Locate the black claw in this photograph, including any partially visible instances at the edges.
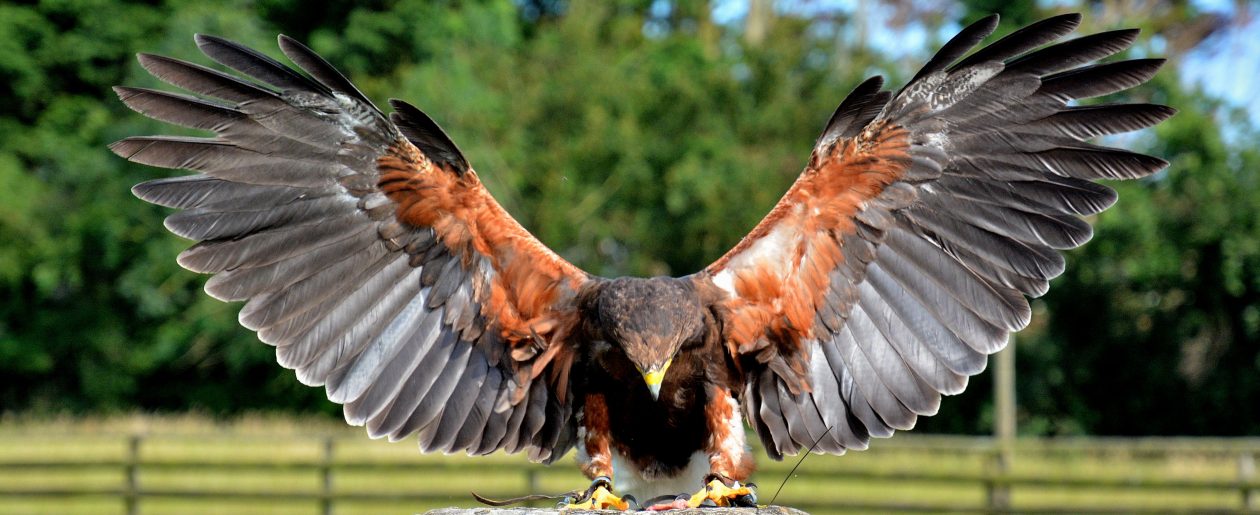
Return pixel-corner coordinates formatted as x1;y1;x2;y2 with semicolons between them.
577;475;612;502
703;473;731;485
623;494;639;511
699;498;719;508
562;476;614;507
734;493;758;507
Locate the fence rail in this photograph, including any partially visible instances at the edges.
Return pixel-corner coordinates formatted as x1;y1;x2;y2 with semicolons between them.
1;433;1257;514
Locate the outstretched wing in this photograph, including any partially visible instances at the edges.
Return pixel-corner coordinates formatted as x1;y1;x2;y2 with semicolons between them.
112;35;592;461
698;13;1172;458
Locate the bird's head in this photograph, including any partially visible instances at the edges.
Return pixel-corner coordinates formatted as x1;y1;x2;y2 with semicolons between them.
592;277;706;400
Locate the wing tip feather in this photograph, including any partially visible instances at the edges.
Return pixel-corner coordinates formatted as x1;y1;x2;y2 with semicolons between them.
968;13;1000;34
108;138;143;160
387;99;471;175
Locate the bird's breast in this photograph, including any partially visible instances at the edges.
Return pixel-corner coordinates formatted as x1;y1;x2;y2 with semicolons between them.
612;450;710;500
583;354;711;476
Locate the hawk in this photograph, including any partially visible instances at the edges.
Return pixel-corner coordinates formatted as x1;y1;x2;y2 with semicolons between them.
112;13;1171;510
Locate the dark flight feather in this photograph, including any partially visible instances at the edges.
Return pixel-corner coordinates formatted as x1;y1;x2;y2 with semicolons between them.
951;13;1081;70
114;86;244;131
1040;58;1166;100
906;14;999;85
817;76;888;146
194;34;329;94
178;215;360;273
132;175;247;209
136;53;276;103
388;99;470;175
277;35;377;109
1033;103;1175;139
1007;29;1139;75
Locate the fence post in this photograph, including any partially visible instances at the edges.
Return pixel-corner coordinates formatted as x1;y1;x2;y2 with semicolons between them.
1241;452;1256;511
125;434;140;515
322;436;335;515
525;468;539;507
986;445;1011;513
988;336;1015;512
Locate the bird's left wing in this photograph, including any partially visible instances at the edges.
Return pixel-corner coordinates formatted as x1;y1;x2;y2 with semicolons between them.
112;35;592;461
696;14;1172;458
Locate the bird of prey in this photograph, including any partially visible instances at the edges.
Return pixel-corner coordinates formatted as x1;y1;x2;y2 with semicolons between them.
112;12;1171;510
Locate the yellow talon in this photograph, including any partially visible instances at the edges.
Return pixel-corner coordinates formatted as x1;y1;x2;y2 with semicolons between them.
592;485;631;510
563;484;630;511
687;478;756;508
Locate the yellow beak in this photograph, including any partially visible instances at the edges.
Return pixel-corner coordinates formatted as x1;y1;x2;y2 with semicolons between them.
642;359;671;401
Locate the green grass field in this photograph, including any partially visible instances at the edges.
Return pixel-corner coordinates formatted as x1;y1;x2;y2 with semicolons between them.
0;414;1256;514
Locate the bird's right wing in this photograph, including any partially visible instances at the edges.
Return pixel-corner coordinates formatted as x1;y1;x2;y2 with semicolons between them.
112;35;592;461
699;14;1172;457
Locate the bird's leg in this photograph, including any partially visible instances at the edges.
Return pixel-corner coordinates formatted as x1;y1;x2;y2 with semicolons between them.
688;387;757;508
563;394;631;511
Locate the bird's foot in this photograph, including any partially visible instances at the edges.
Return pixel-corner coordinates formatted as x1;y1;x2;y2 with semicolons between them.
686;475;757;508
560;476;632;511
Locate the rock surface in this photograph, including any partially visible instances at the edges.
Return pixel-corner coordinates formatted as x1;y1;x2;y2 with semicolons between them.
425;507;808;515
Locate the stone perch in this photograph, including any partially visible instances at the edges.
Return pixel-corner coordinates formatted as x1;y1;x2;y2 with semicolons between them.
425;507;809;515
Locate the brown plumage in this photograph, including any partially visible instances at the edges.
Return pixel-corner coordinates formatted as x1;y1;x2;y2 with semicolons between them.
113;13;1173;505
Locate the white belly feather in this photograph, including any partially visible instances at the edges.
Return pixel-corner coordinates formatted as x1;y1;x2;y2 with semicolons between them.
612;451;709;500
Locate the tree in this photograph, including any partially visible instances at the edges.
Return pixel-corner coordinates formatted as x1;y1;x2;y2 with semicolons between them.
1;1;1255;436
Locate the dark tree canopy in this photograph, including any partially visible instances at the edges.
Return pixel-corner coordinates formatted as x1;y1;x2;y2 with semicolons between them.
0;0;1256;436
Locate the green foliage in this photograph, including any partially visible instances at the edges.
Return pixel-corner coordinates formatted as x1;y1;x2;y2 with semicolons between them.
0;0;330;414
1022;72;1260;435
0;1;1256;436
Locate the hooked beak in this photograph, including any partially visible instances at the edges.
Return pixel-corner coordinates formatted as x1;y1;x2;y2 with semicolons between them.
641;359;671;401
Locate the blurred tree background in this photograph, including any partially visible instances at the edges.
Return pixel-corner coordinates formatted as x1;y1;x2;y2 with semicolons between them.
0;0;1256;437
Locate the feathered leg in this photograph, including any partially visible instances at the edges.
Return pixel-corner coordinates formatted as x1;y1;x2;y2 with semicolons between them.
566;393;631;510
687;387;757;508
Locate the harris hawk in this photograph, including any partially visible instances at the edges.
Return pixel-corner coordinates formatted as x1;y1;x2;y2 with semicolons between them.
112;13;1172;510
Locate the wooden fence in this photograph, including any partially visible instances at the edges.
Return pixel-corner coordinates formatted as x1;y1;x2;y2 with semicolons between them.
0;433;1257;514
